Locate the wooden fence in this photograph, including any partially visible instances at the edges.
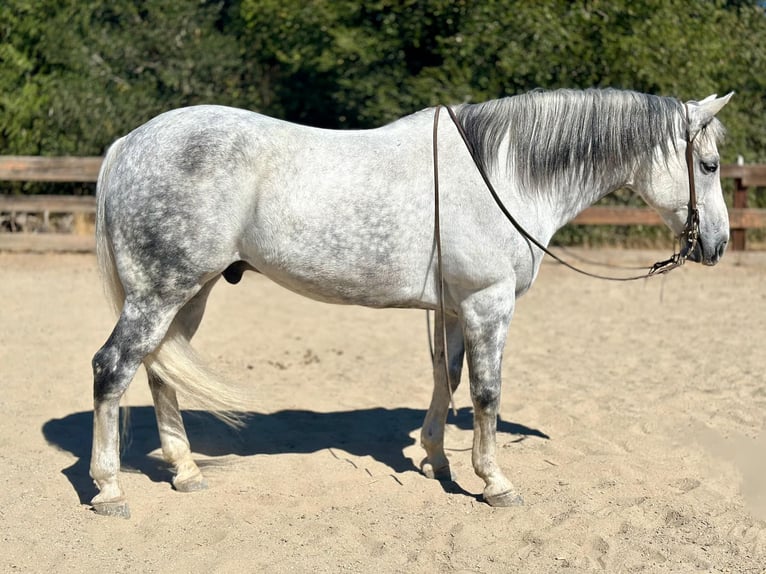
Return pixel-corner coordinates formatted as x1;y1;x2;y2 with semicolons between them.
1;155;765;253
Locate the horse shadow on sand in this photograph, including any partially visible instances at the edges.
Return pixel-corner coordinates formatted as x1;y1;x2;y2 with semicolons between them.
42;406;549;505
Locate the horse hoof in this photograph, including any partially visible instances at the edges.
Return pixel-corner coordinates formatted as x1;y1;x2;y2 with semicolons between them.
484;489;524;507
420;459;454;481
92;500;131;518
173;477;208;492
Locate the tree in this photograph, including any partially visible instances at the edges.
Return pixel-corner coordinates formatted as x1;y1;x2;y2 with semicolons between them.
1;0;765;177
0;0;251;156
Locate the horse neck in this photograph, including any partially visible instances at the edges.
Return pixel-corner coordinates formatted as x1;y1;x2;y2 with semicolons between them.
531;166;635;233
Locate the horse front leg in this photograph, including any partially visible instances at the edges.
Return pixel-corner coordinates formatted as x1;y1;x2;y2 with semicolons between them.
462;287;523;507
421;313;465;480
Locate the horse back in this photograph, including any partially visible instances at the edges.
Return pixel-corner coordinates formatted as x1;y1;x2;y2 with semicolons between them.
100;106;439;307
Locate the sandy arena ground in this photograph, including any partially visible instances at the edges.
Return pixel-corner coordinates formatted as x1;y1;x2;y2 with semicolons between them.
1;249;765;573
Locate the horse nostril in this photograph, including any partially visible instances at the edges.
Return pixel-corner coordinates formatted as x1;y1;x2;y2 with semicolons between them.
717;240;728;260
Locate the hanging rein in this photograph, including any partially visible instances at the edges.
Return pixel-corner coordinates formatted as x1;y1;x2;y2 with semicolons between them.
430;103;700;411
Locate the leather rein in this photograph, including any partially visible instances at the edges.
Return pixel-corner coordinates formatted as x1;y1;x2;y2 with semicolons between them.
430;103;699;410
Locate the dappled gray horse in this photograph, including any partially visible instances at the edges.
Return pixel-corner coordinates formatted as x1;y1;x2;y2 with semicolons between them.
91;88;732;517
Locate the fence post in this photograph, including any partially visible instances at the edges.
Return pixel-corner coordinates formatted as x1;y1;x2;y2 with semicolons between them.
732;176;748;251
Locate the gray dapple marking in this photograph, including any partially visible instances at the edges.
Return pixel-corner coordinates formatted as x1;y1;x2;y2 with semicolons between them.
91;88;732;517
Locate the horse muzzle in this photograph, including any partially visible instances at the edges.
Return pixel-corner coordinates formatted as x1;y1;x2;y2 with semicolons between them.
686;237;727;266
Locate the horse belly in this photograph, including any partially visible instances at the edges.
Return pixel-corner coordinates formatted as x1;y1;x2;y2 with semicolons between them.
239;124;434;307
253;251;429;308
241;222;431;309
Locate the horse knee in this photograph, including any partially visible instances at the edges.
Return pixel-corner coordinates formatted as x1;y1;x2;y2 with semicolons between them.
471;382;501;412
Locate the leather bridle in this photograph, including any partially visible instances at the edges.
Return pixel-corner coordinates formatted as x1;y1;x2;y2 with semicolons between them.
679;103;701;261
430;102;700;408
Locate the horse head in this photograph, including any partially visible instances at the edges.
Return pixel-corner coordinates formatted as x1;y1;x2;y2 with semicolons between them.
634;93;733;265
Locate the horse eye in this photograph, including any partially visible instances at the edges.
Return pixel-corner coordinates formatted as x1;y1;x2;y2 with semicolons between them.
700;160;718;174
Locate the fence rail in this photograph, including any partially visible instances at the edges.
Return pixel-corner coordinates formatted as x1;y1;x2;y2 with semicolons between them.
1;155;765;252
0;155;102;182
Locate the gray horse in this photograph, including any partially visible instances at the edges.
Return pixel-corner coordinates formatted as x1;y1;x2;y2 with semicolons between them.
90;88;732;517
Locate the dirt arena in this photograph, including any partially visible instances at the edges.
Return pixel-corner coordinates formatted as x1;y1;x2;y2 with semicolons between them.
1;249;765;573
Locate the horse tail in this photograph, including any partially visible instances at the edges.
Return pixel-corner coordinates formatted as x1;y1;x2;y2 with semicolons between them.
144;333;247;427
95;138;247;428
95;137;126;316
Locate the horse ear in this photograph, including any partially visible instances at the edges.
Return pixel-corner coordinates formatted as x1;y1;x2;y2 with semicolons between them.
686;92;734;135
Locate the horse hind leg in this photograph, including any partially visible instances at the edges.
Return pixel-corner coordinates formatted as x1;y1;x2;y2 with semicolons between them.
90;290;198;518
147;278;219;493
420;313;464;481
148;373;207;492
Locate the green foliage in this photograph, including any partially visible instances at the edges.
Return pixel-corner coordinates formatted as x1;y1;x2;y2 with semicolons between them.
1;0;249;155
1;0;766;207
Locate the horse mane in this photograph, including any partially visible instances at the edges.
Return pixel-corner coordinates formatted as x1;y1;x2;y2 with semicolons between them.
454;88;725;191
